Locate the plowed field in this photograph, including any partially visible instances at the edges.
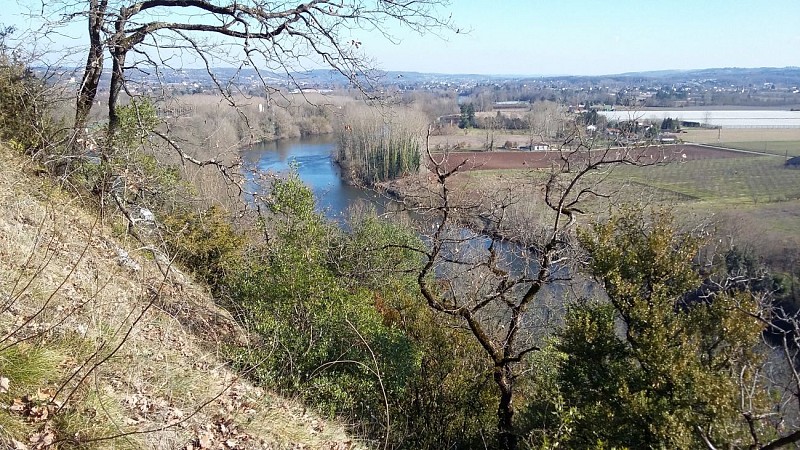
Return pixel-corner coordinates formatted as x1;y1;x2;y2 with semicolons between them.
427;144;751;172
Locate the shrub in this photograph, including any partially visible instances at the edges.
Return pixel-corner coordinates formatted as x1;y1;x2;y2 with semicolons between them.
114;98;159;150
162;205;244;288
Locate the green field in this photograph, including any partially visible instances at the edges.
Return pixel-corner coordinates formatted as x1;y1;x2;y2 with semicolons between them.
608;154;800;252
441;152;800;255
609;156;800;205
718;141;800;157
456;155;800;208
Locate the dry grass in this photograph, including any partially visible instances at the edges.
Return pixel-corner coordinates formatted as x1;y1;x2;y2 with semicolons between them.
0;144;358;449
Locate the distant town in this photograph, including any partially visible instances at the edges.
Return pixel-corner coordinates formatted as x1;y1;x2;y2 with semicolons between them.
54;66;800;110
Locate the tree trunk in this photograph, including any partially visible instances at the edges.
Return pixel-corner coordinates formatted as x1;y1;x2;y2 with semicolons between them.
495;366;517;450
107;48;127;142
73;0;108;143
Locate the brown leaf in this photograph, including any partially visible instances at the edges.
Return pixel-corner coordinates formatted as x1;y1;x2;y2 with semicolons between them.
198;432;213;449
29;405;49;422
28;430;54;446
124;416;141;426
10;398;25;412
34;388;54;402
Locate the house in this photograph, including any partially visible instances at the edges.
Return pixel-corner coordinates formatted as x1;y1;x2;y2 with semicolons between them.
659;134;677;144
535;143;550;151
521;142;550;151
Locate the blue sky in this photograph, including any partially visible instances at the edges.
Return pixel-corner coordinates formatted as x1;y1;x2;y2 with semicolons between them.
5;0;800;76
361;0;800;75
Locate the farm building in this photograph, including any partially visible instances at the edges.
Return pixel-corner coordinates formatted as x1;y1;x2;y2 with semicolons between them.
520;142;550;151
786;156;800;168
659;134;677;144
493;101;529;109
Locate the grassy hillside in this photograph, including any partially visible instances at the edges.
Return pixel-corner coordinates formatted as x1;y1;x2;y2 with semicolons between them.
0;143;356;449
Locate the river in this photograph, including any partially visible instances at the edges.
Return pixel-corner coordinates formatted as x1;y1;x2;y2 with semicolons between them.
242;134;571;272
241;135;385;219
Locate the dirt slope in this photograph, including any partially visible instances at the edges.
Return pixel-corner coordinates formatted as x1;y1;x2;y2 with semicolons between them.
0;144;356;449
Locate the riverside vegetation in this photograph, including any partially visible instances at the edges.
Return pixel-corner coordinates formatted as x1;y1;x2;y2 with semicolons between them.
4;22;800;450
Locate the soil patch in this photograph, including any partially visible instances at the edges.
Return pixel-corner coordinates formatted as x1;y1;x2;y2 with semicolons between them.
426;144;752;172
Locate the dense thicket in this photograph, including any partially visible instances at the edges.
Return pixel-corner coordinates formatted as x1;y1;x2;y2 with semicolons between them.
0;29;58;152
553;210;766;448
335;107;425;185
176;173;500;447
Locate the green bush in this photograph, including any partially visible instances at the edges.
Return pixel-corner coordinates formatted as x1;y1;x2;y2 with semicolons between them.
113;98;159;150
219;174;500;447
551;210;767;449
162;205;244;288
223;175;411;421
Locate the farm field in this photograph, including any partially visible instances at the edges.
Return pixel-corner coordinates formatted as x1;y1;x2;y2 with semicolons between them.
399;128;800;262
408;144;800;260
428;128;533;151
607;152;800;254
679;127;800;156
682;128;800;145
713;141;800;157
427;144;747;172
608;155;799;205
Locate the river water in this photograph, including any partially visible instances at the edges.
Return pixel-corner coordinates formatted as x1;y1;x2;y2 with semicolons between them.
241;135;385;219
242;135;562;272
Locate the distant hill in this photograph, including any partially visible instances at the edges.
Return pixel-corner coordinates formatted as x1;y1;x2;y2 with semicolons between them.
277;66;800;88
46;65;800;91
615;67;800;85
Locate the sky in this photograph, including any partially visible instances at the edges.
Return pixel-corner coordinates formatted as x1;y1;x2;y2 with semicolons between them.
5;0;800;76
360;0;800;75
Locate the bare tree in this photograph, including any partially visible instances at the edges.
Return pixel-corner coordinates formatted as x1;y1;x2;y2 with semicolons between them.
24;0;453;147
402;127;667;450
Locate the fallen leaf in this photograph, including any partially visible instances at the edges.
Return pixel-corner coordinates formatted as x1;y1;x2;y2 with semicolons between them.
10;398;25;412
124;417;141;426
34;388;54;402
198;433;213;449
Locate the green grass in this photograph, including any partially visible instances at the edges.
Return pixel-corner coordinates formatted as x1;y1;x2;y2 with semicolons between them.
609;156;800;205
460;155;800;207
719;141;800;157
